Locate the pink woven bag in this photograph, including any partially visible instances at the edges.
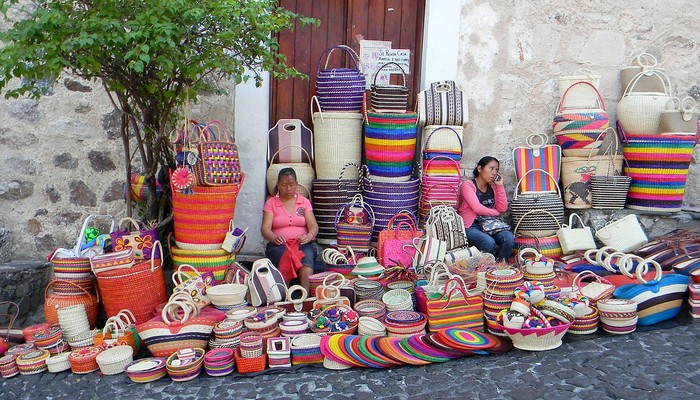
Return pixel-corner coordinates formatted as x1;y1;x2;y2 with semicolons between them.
377;212;423;267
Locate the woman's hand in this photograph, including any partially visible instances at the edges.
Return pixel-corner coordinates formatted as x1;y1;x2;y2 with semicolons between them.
297;233;314;245
273;235;285;245
493;174;504;186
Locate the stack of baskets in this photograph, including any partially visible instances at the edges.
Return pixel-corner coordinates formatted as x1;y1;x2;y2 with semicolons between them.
382;289;413;312
0;355;19;378
483;269;524;336
56;304;91;341
236;332;267;374
290;333;324;366
597;298;638;334
209;319;244;349
383;311;427;338
165;348;205;382
204;348;236;377
124;358;168;383
312;163;362;244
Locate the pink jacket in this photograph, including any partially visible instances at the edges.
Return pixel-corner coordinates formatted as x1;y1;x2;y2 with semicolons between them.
457;179;509;229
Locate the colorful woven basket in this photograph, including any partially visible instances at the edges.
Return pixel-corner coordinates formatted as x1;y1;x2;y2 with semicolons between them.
621;132;697;212
165;348;205;382
68;346;101;374
15;349;50;375
315;45;365;112
290;334;324;365
51;256;92;279
171;244;235;284
364;112;418;182
124;357;167;383
171;170;243;246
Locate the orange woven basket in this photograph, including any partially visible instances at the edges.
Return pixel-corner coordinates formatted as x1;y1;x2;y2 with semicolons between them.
93;241;168;324
44;280;99;329
234;347;267;374
170;170;244;246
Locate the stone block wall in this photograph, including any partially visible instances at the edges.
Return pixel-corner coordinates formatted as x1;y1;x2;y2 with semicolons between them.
0;1;698;260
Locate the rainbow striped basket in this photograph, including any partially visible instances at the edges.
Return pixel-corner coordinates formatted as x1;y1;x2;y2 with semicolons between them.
364;111;418;182
621;132;698;212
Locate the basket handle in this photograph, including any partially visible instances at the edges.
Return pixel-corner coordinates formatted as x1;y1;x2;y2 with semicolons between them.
102;320;124;340
556;81;606;112
630;52;658;68
204;119;232;142
622;69;671;97
310;95;324;124
161;300;193;326
44;279;97;305
423;126;464;156
524;133;550;149
337;162;362;193
386;211;417;232
0;301;19;341
268;145;313;168
372;61;407;88
266;282;288;307
513;168;560;199
513;209;562;234
635;259;663;285
117;217;141;232
322;272;349;287
74;214;117;254
567;213;587;229
116;309;137;327
422;154;461;176
285;285;308;303
317;45;362;74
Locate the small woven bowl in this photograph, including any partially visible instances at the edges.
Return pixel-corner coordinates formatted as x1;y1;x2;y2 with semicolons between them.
124;358;167;383
96;345;134;376
358;317;387;336
165;348;205;382
206;283;248;307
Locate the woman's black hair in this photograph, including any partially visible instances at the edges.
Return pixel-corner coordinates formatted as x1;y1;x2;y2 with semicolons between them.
472;156;500;178
277;167;297;182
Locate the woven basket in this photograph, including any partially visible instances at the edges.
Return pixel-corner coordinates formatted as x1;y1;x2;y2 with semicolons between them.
44;280;99;329
557;69;601;108
266;145;316;197
358;316;387;336
171;171;243;246
95;345;134;375
590;175;631;210
234;347;267;374
617;69;672;134
619;53;667;93
502;322;571;351
51;256;92;279
93;240;168;324
16;349;50;375
553;81;609;156
50;276;95;296
312;96;363;180
290;334;324;365
315;45;365;112
56;304;90;341
170;244;235;284
45;351;71;373
68;346;101;374
124;358;167;383
370;62;410;113
364;111;418;182
382;289;413;312
165;348;205;382
206;283;247;307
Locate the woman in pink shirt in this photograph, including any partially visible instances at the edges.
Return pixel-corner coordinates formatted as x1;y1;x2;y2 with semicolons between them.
458;156;514;262
261;168;320;291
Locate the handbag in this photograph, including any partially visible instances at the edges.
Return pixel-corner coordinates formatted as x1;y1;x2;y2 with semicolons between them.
426;277;484;332
315;45;365;112
477;216;511;235
221;221;247;254
423;205;469;251
93;319;137;355
247;258;287;307
109;217;159;260
512;133;562;193
557;213;596;255
407;235;447;268
617;69;673;135
194;120;243;186
172;265;217;308
377;211;423;267
267;119;314;164
553;81;610;157
510;169;564;237
370;62;410;113
422;126;463;160
572;270;615;304
613;259;689;325
417;81;469;127
594;214;648;253
335;194;375;252
513;210;564;260
659;96;699;134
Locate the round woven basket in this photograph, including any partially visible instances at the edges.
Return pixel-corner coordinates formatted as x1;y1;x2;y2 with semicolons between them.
358;316;387;336
503;323;571;351
95;345;134;375
16;349;51;375
382;289;413;312
0;354;19;378
165;348;205;382
124;357;167;383
354;299;387;320
69;346;102;374
57;304;91;340
206;283;248;307
45;351;71;373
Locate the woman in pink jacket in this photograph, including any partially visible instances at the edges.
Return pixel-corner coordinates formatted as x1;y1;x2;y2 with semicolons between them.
458;156;514;262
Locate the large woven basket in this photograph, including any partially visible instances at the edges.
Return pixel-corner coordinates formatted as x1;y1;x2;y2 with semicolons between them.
364;111;418;182
312;97;363;180
93;241;168;324
171;170;243;247
315;45;365;112
370;62;410;113
502;323;571;351
44;280;99;329
170;244;235;284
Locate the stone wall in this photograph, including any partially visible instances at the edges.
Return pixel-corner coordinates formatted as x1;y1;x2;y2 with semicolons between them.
0;1;698;260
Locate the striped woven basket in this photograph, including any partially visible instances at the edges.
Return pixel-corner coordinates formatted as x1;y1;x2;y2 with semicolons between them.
171;170;243;247
362;172;420;244
335;194;375;252
364;111;418;182
171;244;235;284
621;131;698;212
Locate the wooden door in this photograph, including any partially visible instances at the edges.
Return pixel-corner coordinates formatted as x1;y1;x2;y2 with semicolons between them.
270;0;426;129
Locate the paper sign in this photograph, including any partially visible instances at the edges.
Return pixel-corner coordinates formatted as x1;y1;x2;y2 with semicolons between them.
360;40;392;89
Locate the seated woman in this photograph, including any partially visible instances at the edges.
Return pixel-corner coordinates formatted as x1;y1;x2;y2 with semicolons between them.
458;156;514;262
261;167;320;292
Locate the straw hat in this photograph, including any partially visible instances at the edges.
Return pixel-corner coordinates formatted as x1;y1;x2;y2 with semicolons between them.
350;257;384;277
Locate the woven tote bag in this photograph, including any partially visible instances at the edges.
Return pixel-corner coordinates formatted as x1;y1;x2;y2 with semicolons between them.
617;69;672;134
613;260;689;325
426;278;484;332
315;45;365;112
170;170;243;248
619;53;667;94
621;132;697;212
510;169;564;236
364;111;418;182
370;62;409;113
312;162;362;245
557;69;601;108
194;120;243;187
553;82;609;157
512;210;564;260
92;241;168;324
659;97;699;134
171;244;235;284
421;126;463;161
267;119;314;164
377;212;423;267
594;214;648;253
557;214;596;255
512;133;562;193
417;81;469;127
311;96;363;180
335;194;375;252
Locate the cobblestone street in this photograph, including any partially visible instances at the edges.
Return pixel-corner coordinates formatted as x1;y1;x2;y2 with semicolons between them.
2;318;699;400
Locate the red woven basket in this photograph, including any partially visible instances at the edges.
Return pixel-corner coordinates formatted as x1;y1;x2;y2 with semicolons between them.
93;241;168;324
171;170;244;246
234;347;267;374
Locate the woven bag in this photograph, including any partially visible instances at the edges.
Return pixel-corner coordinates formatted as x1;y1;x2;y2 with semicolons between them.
417;81;469;127
311;96;363;179
557;68;601;108
512;133;562;194
315;45;365;112
378;212;423;267
312;162;362;244
109;217;159;260
426;278;483;332
613;260;689;325
364;111;418;182
193;120;243;186
659;97;699;134
512;211;564;260
553;81;609;157
617;69;672;134
572;271;615;304
92;241;168;324
421;126;463;160
267;119;314;164
361;171;421;244
619;53;667;94
423;205;469;251
594;214;648;253
510;169;564;237
370;62;409;113
170;243;235;284
266;145;315;197
172;264;217;308
335;194;375;252
557;214;596;255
